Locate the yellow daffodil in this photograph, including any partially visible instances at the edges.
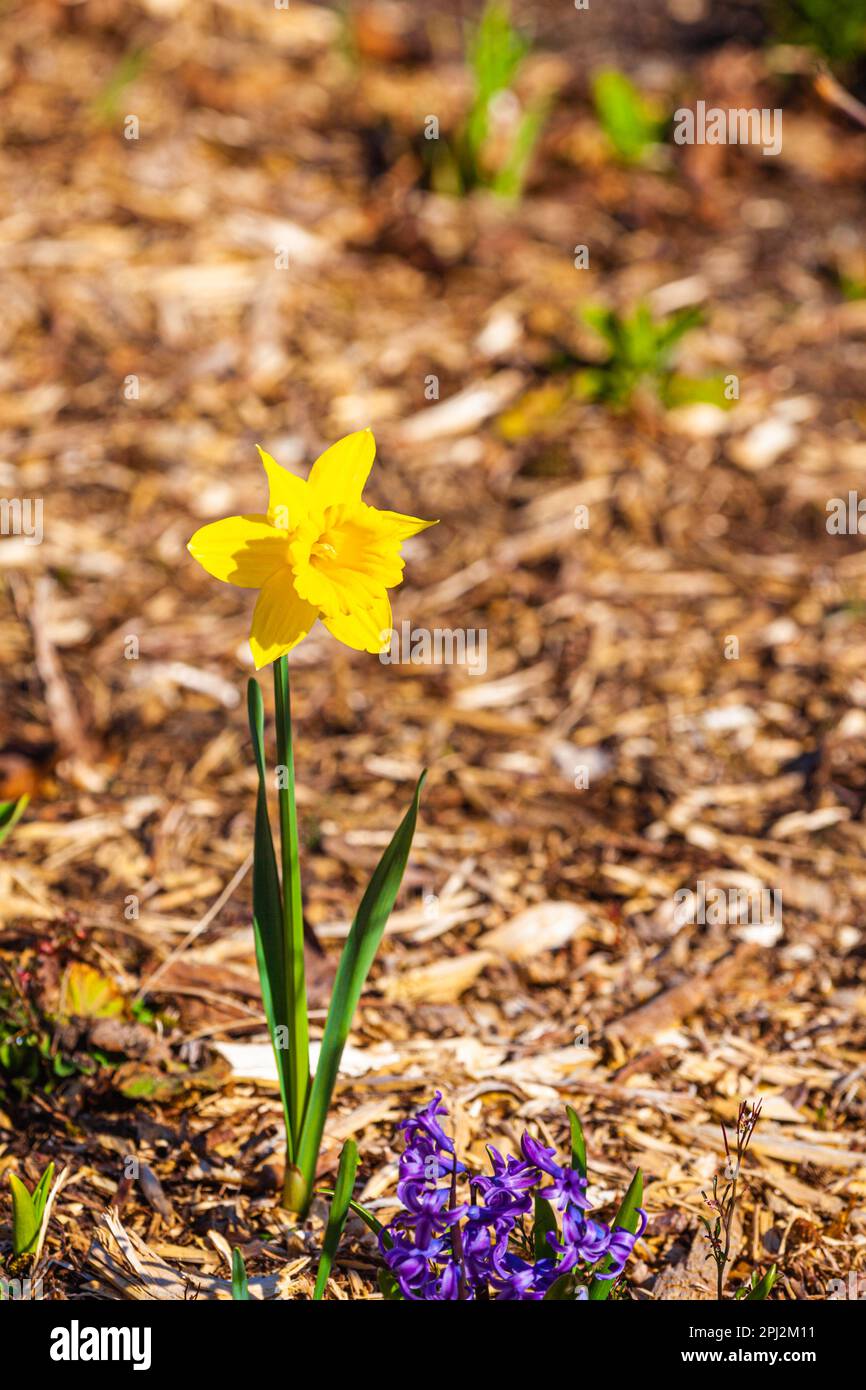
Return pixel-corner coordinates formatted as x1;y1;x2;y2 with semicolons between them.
188;429;436;669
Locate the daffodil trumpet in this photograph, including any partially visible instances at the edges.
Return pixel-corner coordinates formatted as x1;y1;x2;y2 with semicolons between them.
188;430;435;1216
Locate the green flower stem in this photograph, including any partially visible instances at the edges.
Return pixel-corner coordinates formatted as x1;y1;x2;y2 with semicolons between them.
251;662;424;1221
273;654;310;1184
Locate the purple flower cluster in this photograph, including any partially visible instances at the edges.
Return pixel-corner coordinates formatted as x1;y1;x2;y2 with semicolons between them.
380;1093;647;1301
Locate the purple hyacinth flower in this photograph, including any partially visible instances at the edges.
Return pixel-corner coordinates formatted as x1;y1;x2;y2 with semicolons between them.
520;1132;560;1176
486;1146;539;1193
521;1132;592;1213
398;1090;455;1155
491;1253;541;1300
463;1212;516;1285
382;1234;435;1295
429;1259;463;1300
396;1178;452;1219
542;1166;593;1213
399;1145;454;1184
492;1254;563;1300
600;1208;648;1277
474;1149;537;1215
380;1095;643;1300
553;1212;611;1268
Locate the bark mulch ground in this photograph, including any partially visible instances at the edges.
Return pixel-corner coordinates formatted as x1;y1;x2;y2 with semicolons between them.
1;0;865;1299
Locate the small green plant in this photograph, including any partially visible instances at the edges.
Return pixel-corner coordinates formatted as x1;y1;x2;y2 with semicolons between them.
0;795;28;848
840;275;866;300
434;1;549;198
592;69;666;164
577;302;730;410
0;962;77;1098
770;0;866;66
313;1138;359;1300
702;1100;778;1300
0;959;153;1101
0;1023;78;1096
91;47;148;125
231;1247;250;1300
9;1162;54;1260
737;1265;779;1300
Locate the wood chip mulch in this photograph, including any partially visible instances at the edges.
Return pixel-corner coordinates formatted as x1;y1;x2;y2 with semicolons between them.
1;0;865;1299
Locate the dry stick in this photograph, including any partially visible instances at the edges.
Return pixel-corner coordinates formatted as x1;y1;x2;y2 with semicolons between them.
814;66;866;131
136;851;253;1000
609;942;758;1048
449;1148;469;1300
718;1122;738;1301
30;577;100;775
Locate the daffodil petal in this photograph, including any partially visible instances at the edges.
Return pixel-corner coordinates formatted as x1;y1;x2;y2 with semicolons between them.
249;568;319;669
308;429;375;507
366;507;438;542
187;514;289;588
322;591;392;655
256;446;311;532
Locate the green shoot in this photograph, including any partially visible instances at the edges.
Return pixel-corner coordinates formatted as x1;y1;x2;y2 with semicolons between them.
434;1;547;199
91;48;148;125
313;1138;359;1299
737;1264;778;1300
9;1162;55;1260
533;1190;557;1262
566;1104;587;1178
231;1247;250;1300
0;794;29;848
587;1169;644;1300
592;69;666;164
840;273;866;301
770;0;866;66
577;302;729;410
